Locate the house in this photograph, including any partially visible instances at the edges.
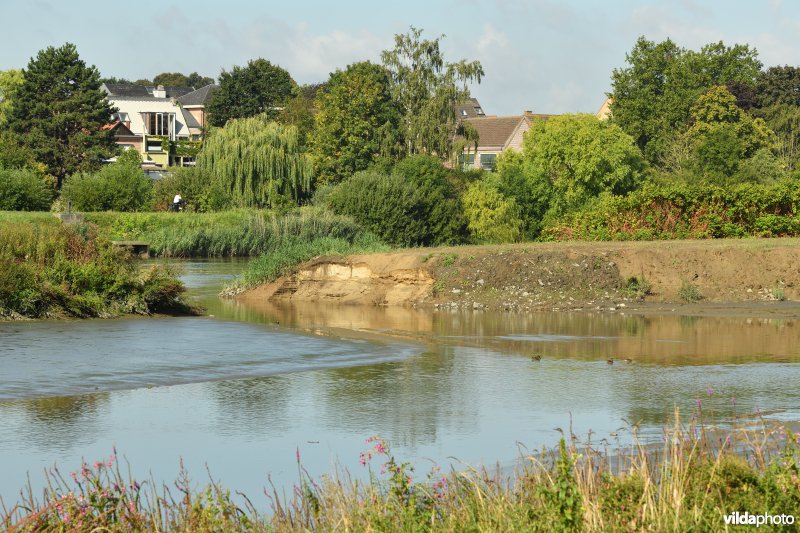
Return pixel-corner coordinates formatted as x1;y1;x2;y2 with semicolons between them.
455;97;487;119
177;84;217;135
455;108;559;170
102;83;214;173
596;97;612;120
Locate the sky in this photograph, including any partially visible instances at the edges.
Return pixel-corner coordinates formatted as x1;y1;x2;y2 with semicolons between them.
0;0;798;116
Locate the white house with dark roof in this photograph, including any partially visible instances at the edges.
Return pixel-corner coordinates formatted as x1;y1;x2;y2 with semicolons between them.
102;83;212;170
177;84;217;135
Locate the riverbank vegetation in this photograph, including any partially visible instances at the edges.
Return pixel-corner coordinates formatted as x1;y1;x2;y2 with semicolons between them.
0;222;189;319
4;32;800;297
3;413;798;531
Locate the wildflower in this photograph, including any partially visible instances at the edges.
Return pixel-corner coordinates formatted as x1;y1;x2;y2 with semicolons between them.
374;442;387;454
296;447;300;464
707;386;713;397
696;399;702;409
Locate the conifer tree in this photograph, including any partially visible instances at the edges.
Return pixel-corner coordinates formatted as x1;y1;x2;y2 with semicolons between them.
6;43;116;186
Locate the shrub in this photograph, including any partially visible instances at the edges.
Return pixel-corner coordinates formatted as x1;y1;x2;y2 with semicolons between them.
63;160;152;212
0;222;188;318
152;166;230;212
391;155;468;245
326;170;430;247
0;167;54;211
623;276;652;300
462;179;523;243
678;281;703;303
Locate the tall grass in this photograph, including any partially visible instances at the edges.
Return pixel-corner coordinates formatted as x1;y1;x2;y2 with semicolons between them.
0;222;190;319
80;207;380;258
3;412;799;531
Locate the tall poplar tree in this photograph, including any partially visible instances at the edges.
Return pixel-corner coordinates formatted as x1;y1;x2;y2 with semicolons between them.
6;43;116;185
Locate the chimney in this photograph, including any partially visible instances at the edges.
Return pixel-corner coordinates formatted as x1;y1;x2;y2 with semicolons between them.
153;85;167;98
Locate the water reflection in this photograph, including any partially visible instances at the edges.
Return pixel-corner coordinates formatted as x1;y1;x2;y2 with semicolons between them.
2;259;800;508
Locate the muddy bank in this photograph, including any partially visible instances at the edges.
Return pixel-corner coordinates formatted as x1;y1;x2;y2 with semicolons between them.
237;238;800;314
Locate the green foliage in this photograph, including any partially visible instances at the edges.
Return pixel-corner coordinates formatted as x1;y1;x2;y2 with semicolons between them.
63;158;152;212
207;58;295;127
391;155;467;244
756;65;800;108
623;276;652;300
0;167;54;211
197;115;312;208
544;180;800;241
325;170;428;247
0;68;24;127
494;148;553;238
0;222;188;318
5;43;117;184
326;166;466;247
381;27;483;157
756;103;800;171
610;37;762;164
680;281;704;302
682;86;775;181
519;114;645;217
152;166;229;212
149;72;213;89
462;179;523;243
277;82;324;150
312;62;402;184
82;207;377;259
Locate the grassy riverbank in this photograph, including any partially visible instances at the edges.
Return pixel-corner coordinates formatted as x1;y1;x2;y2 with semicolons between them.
3;414;798;531
0;222;189;319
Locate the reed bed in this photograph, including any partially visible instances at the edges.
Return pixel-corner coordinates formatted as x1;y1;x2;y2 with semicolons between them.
4;410;799;531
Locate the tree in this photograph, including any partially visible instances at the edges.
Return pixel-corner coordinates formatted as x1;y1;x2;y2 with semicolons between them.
0;69;24;127
196;115;312;208
207;59;295;127
519;114;645;216
311;62;401;183
6;43;117;185
186;72;215;88
152;72;190;87
610;37;761;165
99;76;133;85
277;83;325;151
683;86;775;180
381;27;483;157
756;65;800;108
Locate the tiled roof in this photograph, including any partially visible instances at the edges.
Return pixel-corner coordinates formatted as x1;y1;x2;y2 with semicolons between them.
177;84;218;106
464;115;528;148
455;97;486;119
102;83;195;99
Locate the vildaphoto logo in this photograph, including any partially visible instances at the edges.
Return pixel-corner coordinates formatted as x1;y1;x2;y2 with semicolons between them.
724;511;795;527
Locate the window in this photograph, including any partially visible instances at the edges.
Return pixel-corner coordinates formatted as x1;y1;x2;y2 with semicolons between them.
480;153;497;171
460;109;468;117
113;112;130;123
474;106;485;116
146;139;163;152
148;113;170;136
458;153;475;170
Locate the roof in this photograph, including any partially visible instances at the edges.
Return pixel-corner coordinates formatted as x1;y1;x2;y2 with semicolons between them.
463;115;529;148
181;108;202;129
455;98;487;119
177;84;218;106
524;111;557;121
102;83;195;99
104;121;136;137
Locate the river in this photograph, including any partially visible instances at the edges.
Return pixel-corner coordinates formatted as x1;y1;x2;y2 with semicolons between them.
2;259;800;508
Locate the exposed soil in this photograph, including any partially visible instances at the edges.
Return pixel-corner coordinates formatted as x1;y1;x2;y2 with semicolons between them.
237;238;800;315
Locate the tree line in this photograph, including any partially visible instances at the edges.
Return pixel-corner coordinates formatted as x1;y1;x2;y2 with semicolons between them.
2;32;800;245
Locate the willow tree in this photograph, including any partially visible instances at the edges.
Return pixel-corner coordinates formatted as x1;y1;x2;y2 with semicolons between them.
197;115;313;208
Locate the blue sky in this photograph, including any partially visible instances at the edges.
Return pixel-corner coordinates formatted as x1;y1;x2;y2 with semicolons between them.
0;0;797;115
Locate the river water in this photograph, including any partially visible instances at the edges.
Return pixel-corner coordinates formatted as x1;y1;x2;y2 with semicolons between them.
2;259;800;508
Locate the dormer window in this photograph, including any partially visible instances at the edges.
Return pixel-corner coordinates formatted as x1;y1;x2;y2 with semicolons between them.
474;106;485;116
460;109;468;117
113;112;130;123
